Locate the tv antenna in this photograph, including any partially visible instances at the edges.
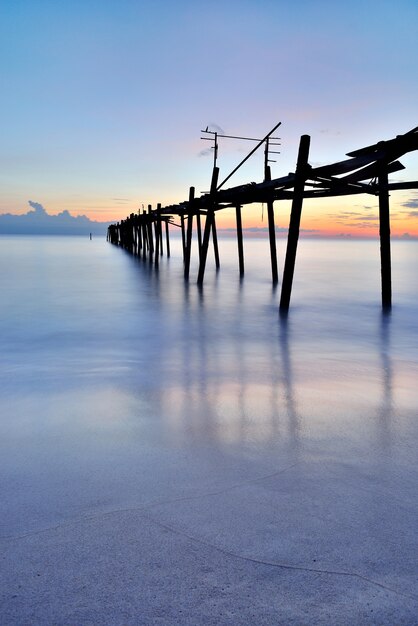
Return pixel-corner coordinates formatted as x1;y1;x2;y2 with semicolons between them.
200;122;281;189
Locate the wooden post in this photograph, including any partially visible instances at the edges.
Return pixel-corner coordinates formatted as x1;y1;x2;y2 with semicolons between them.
378;163;392;309
129;213;135;254
236;204;244;276
197;167;219;285
133;218;138;255
280;135;311;312
165;220;170;257
154;205;160;267
147;205;154;257
184;187;195;280
142;210;149;255
159;207;164;256
265;166;278;284
180;215;186;262
197;211;214;285
212;212;220;269
196;212;202;261
136;215;142;256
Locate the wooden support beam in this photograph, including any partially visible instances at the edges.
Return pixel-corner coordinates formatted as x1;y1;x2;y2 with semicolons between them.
196;212;202;261
235;204;244;276
142;210;149;255
137;216;142;253
180;215;186;262
165;220;170;257
159;205;164;256
154;207;160;267
184;187;195;280
267;200;278;283
212;213;220;269
197;167;219;285
264;165;278;284
147;205;154;256
133;218;137;255
280;135;311;312
378;163;392;309
197;211;214;285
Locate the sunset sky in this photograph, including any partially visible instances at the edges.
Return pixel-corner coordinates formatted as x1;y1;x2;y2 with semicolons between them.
1;0;417;237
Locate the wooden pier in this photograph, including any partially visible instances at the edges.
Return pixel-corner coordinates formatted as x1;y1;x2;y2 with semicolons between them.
107;125;418;310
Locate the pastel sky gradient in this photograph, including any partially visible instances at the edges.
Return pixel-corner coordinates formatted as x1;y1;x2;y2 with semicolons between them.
1;0;417;236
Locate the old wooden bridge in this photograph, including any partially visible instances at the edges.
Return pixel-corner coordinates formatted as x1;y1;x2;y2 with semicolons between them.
107;124;418;311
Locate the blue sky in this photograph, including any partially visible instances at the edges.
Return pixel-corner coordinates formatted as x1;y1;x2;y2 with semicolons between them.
1;0;417;232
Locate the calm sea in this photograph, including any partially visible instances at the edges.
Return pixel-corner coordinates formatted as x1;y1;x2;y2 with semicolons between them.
1;234;417;534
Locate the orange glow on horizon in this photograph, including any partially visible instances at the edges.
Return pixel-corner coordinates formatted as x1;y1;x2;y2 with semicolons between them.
12;191;416;239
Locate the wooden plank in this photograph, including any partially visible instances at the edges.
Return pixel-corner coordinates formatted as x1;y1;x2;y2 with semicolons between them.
346;127;418;158
311;153;382;178
340;159;404;183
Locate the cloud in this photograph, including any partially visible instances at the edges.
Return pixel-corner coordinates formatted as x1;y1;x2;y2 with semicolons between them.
198;148;213;158
402;201;418;209
28;200;47;214
219;226;317;235
0;201;110;235
401;196;418;209
352;215;379;221
319;129;341;136
208;123;225;134
354;204;376;211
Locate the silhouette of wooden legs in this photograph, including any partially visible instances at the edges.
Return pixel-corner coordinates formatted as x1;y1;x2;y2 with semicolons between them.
280;135;311;312
378;165;392;309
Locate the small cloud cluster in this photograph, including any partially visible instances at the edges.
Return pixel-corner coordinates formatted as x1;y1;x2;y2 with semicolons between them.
327;208;381;230
400;192;418;214
198;123;226;157
0;202;111;235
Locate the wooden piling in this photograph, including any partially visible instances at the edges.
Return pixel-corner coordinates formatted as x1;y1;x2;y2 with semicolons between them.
129;213;135;254
197;167;219;285
196;212;202;261
180;215;186;262
378;163;392;309
147;205;154;256
142;210;149;254
235;204;244;276
184;187;195;280
264;166;279;284
197;211;214;285
165;220;170;257
154;210;160;267
212;213;220;269
136;215;142;256
280;135;311;312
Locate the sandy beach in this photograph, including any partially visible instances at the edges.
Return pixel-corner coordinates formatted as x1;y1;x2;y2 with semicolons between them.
1;236;417;625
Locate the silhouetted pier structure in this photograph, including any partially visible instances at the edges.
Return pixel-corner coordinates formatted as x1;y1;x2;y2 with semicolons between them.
107;125;418;311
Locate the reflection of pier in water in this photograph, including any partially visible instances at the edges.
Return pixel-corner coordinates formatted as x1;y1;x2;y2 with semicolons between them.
108;125;418;311
131;263;398;460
